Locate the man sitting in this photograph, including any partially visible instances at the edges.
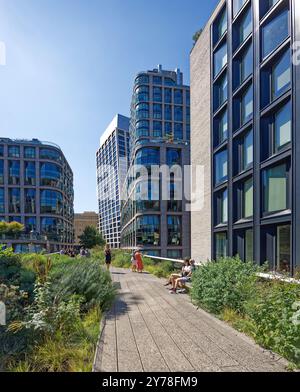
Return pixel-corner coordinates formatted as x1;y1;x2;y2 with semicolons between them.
170;259;196;294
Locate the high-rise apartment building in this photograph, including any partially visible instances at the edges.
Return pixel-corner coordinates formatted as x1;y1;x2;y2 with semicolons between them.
120;66;191;259
96;115;130;248
0;138;74;253
191;0;300;275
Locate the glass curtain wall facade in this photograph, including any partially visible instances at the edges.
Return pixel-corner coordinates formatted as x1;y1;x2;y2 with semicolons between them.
210;0;299;275
0;138;74;253
96;114;130;248
120;66;191;258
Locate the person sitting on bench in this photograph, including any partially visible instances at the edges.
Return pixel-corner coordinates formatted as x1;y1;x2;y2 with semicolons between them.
170;259;196;294
164;258;190;287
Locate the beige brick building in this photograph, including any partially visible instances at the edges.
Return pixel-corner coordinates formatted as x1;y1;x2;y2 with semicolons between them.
190;1;225;263
74;211;98;245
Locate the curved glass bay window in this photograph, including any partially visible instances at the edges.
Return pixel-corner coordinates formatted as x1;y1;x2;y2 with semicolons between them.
24;147;36;159
8;146;20;158
135;180;160;212
41;217;62;241
9;188;20;213
136;215;160;246
135;148;160;167
136;120;149;137
135;74;149;85
136;86;149;103
262;9;289;59
40;148;61;162
136;103;149;120
25;189;36;214
9;161;20;185
40;190;63;214
25;162;36;185
167;216;182;246
40;163;62;188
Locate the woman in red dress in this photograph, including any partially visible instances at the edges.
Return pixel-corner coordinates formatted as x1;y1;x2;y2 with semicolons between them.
135;250;144;273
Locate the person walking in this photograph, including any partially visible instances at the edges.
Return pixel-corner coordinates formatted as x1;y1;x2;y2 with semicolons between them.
104;244;112;271
131;252;137;272
135;249;144;273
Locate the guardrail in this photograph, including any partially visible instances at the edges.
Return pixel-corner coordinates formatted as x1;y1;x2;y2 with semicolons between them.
143;254;300;285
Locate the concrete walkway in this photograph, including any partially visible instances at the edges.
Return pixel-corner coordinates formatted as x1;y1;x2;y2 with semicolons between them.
93;268;288;372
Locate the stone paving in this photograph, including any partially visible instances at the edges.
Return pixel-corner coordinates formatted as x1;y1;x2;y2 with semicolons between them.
93;268;288;372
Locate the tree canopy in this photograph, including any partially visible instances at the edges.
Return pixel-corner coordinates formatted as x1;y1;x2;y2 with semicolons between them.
78;226;105;249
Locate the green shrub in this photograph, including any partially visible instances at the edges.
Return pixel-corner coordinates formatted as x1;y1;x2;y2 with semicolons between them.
245;281;300;366
49;258;116;311
112;251;131;268
191;257;259;314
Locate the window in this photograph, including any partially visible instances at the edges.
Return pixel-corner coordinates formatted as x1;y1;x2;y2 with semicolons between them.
186;91;190;106
262;9;289;59
233;0;247;17
174;89;183;104
164;122;172;137
263;163;288;213
167;250;182;259
243;178;253;218
215;73;228;109
41;217;63;241
0;146;3;157
164;105;172;121
0;188;4;214
153;104;162;119
25;217;36;233
274;101;291;153
215;7;227;43
174;123;183;140
135;148;160;166
41;190;63;214
136;85;149;103
164;88;172;103
8;161;20;185
164;77;175;86
8;146;20;158
242;129;253;171
245;229;254;262
174;106;183;122
214;43;227;77
135;74;149;85
216;110;228;145
136;121;149;137
241;85;253;125
136;215;160;246
153;87;162;102
24;147;36;159
25;189;36;214
239;8;252;45
153;121;162;138
40;163;62;188
167;216;182;246
215;233;227;259
40;148;62;162
272;50;291;101
277;225;291;273
9;188;20;213
215;149;228;185
216;188;228;224
240;44;253;84
168;182;182;212
167;149;181;166
153;76;162;85
25;162;36;185
136;103;149;119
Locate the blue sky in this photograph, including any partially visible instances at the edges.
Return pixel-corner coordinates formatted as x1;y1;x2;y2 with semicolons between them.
0;0;219;212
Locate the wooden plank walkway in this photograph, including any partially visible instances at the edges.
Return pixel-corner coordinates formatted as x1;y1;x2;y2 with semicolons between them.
93;268;288;372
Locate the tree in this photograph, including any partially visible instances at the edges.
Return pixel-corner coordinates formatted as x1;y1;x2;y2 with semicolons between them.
193;28;203;46
78;226;105;249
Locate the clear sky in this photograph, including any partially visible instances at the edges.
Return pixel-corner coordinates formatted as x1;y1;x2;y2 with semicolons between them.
0;0;219;213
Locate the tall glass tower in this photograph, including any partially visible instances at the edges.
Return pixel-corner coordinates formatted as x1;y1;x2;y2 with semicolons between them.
96;115;130;248
121;65;191;259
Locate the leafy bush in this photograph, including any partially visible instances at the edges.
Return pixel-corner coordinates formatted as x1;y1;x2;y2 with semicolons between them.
245;281;300;366
49;258;116;311
112;251;131;268
191;257;259;314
